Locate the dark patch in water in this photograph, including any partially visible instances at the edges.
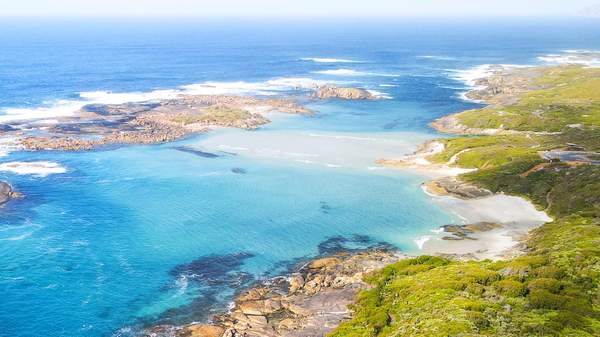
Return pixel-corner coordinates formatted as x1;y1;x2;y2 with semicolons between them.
231;168;247;174
320;201;332;214
267;235;396;278
169;252;255;285
317;234;393;255
172;146;221;158
0;124;17;132
383;119;402;130
142;252;256;326
98;307;112;319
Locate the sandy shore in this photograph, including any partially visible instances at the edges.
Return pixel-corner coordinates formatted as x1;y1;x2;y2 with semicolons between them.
379;139;552;261
418;192;551;260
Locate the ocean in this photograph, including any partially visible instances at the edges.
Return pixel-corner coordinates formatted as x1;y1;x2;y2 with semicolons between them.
1;18;599;337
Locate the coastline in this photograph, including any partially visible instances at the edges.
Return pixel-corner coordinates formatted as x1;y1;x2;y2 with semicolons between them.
377;64;555;261
142;64;558;337
379;140;551;261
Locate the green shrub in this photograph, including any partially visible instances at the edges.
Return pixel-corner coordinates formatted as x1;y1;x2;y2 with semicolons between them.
528;289;567;309
527;278;562;293
495;279;527;297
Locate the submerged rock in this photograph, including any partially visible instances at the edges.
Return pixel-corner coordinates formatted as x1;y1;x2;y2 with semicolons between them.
173;146;222;158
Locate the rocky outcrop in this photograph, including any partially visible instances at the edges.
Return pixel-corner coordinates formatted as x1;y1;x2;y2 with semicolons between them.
313;86;379;100
465;66;546;106
0;181;22;205
423;177;493;199
440;222;503;240
13;95;313;152
430;66;548;135
146;249;402;337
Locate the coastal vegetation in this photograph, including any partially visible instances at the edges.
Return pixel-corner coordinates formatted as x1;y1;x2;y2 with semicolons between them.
452;66;600;132
330;66;600;336
173;105;255;125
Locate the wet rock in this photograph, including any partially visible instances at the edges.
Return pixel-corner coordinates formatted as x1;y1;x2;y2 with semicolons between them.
177;324;225;337
288;274;304;294
308;257;341;269
0;181;22;205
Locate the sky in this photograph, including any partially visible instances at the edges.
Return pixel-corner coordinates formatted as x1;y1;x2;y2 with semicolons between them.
0;0;598;17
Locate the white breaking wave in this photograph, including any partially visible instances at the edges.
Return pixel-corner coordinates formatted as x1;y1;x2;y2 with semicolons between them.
538;50;600;67
418;55;458;61
300;57;362;63
0;137;18;158
0;161;67;177
447;64;526;103
0;77;339;123
314;68;399;77
447;64;496;89
367;89;392;99
414;235;432;249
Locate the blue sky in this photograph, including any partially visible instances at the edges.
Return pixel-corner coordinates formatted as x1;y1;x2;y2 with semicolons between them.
1;0;598;17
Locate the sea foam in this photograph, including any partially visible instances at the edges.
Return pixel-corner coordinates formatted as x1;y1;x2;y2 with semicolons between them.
538;50;600;67
0;161;67;177
0;77;337;123
414;236;432;249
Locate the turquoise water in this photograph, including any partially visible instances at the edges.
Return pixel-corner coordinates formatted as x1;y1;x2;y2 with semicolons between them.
2;18;600;337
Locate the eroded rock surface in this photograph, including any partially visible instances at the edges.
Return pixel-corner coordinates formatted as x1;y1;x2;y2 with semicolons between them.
313;86;379;100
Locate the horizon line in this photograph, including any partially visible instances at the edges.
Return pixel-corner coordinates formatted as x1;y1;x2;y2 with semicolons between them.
0;14;593;19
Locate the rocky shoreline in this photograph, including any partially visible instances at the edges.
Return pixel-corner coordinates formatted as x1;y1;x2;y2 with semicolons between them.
431;65;547;135
6;95;312;152
145;249;403;337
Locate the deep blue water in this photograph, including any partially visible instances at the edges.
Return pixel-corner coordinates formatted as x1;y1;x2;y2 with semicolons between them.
1;18;600;337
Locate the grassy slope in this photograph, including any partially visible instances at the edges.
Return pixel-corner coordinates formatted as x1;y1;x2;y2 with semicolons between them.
455;66;600;132
329;67;600;337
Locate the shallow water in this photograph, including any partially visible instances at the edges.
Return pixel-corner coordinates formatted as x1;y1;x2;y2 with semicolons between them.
1;18;600;337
